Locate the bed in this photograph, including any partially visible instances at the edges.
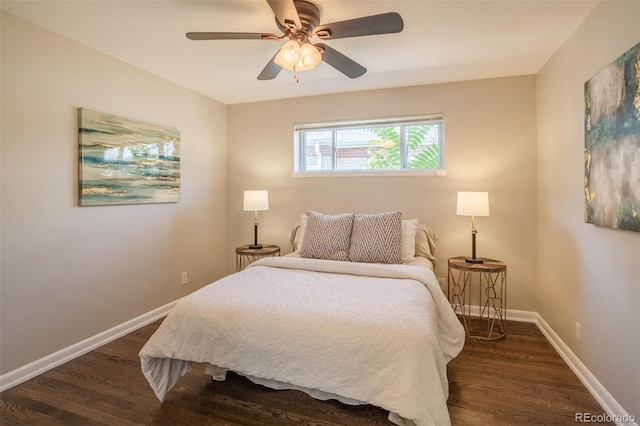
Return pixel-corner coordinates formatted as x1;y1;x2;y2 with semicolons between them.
139;212;465;426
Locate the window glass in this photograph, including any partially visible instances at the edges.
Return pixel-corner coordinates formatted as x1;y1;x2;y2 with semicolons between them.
294;115;444;174
302;130;333;171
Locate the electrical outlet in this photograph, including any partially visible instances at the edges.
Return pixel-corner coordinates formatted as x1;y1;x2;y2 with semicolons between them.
181;272;188;285
575;322;582;343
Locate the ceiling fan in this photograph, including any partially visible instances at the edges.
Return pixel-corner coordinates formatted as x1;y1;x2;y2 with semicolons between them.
186;0;404;81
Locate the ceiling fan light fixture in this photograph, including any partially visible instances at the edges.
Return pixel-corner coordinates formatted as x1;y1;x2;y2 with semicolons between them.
298;42;322;70
274;40;322;72
186;0;404;81
274;40;301;70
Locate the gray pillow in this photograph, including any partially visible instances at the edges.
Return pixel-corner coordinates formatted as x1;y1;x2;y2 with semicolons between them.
348;211;402;264
300;211;354;261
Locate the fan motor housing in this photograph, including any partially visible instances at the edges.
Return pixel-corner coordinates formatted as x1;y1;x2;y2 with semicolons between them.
277;0;321;40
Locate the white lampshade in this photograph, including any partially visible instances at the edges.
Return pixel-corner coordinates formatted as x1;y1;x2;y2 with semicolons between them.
456;192;490;216
243;190;269;211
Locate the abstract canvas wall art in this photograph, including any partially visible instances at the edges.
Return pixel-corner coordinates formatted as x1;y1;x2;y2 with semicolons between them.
584;42;640;232
79;108;181;206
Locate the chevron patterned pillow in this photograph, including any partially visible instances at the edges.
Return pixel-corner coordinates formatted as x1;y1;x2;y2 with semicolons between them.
300;211;355;261
348;211;402;264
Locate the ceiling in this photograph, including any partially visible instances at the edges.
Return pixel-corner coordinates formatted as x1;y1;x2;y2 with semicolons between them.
2;0;598;105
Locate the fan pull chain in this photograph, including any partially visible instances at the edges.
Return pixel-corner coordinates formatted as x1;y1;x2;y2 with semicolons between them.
294;64;300;83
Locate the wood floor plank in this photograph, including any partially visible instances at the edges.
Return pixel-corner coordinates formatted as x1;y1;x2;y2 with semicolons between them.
1;319;612;425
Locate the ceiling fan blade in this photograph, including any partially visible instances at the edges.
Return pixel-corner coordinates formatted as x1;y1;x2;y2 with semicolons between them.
266;0;301;31
186;32;278;41
257;52;283;80
315;43;366;79
313;12;404;40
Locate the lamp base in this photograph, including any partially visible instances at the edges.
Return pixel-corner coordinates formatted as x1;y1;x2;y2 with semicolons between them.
248;244;263;249
465;257;484;264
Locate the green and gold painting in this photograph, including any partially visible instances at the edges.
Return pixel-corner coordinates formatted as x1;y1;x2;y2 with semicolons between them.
584;42;640;232
79;108;181;206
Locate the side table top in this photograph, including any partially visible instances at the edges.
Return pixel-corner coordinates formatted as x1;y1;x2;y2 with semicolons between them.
448;256;506;272
236;244;280;255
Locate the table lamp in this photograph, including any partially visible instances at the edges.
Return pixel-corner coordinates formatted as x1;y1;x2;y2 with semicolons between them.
243;190;269;249
456;191;490;263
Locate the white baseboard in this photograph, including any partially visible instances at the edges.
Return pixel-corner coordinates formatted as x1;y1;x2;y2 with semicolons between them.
0;299;178;393
534;314;638;426
461;306;636;425
1;302;636;426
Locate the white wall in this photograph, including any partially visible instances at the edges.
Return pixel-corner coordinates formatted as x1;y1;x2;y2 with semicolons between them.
536;1;640;419
227;75;539;311
0;12;228;374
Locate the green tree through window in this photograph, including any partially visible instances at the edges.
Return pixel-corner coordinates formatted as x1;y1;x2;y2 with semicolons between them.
367;124;440;169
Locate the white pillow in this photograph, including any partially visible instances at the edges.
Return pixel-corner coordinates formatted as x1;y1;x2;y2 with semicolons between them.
415;223;439;267
401;218;419;263
294;213;307;252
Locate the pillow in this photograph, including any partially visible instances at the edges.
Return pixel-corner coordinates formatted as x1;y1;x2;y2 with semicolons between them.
300;211;354;261
288;220;301;250
348;211;402;264
401;218;419;263
287;213;308;252
415;223;439;267
291;215;417;259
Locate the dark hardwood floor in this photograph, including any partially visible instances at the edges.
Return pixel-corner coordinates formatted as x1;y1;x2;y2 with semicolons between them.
1;319;611;425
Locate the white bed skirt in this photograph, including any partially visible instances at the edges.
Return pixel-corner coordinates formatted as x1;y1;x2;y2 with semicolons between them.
204;363;415;426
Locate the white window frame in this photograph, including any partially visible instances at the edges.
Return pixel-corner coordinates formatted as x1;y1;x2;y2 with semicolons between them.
292;114;446;177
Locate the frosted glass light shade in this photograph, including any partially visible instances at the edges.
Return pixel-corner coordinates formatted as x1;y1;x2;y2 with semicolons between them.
274;40;300;70
298;43;322;70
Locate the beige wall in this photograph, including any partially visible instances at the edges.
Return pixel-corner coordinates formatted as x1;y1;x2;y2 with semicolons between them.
227;75;538;311
6;3;636;419
537;1;639;418
0;12;228;373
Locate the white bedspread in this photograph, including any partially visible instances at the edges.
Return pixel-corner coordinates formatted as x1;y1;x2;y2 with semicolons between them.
139;256;465;426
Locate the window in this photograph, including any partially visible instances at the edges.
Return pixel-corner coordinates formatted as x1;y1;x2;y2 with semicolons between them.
293;114;444;175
